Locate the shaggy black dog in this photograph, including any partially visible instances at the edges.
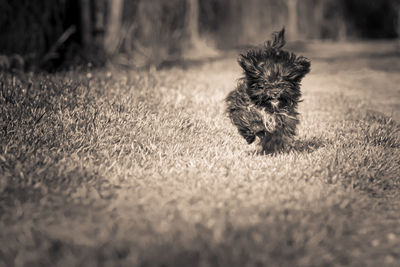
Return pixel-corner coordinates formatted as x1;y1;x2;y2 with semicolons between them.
226;28;310;153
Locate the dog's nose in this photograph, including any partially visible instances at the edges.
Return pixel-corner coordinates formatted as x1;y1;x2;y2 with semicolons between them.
271;91;279;98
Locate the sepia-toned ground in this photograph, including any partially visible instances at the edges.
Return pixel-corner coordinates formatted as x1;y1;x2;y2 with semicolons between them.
1;41;400;267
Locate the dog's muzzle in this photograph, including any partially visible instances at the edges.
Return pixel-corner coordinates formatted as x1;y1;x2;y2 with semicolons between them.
270;100;279;108
270;100;280;111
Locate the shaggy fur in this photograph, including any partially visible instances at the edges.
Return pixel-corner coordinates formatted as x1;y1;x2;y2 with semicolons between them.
226;28;311;153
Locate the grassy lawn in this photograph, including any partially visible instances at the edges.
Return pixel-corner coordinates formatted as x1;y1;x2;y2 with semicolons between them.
1;41;399;266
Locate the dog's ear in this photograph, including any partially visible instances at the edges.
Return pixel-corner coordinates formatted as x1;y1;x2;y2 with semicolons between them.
238;54;253;73
238;53;263;80
265;28;286;50
292;56;310;82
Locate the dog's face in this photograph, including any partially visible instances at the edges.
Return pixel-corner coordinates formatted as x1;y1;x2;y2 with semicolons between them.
238;33;310;112
242;58;309;112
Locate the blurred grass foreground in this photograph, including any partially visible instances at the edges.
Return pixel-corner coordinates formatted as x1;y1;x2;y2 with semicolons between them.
1;0;400;266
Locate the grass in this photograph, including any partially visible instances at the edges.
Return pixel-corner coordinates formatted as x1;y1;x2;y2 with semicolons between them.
1;42;400;266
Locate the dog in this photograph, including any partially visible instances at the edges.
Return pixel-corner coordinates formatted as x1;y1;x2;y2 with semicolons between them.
226;28;310;153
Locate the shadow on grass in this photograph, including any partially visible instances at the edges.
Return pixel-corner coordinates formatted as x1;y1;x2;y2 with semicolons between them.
291;136;328;153
252;136;328;156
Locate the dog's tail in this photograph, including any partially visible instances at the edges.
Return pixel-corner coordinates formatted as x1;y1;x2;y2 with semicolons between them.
265;28;286;50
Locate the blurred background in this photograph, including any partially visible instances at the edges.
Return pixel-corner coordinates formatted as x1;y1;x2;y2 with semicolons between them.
0;0;399;71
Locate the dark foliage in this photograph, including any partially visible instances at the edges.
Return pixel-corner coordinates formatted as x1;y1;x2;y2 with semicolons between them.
0;0;76;67
342;0;398;39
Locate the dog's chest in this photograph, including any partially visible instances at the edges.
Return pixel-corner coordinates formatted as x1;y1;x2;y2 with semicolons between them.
248;104;276;132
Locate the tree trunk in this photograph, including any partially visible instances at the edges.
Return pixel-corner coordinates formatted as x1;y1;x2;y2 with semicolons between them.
93;0;106;49
79;0;92;47
397;3;400;42
183;0;217;60
104;0;124;55
286;0;298;40
314;0;324;39
186;0;200;46
337;13;347;41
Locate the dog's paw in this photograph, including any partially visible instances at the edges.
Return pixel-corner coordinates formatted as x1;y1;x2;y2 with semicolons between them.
244;134;256;144
239;130;255;144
